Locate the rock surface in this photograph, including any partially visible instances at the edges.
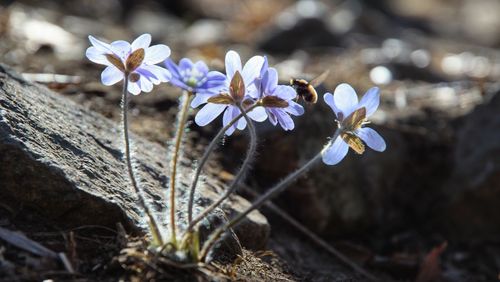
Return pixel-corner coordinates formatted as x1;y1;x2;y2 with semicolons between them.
443;88;500;239
0;64;269;252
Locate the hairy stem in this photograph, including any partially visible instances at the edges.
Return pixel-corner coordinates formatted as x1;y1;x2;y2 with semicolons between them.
199;129;341;261
186;104;257;232
121;75;163;246
186;104;259;226
169;91;193;246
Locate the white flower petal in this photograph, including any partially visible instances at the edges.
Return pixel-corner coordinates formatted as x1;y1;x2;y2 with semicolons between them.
138;75;154;93
356;127;386;152
263;67;278;93
144;45;171;65
236;114;247;130
274;85;296;100
223;105;237;126
246;106;267;122
276;111;294;130
333;83;359;117
88;35;111;52
222;106;239;135
127;81;141;95
285;101;304;116
139;65;171;84
131;33;151;50
110;40;131;61
225;50;242;79
242;55;264;86
358;87;380;117
323;92;342;119
267;109;278;126
86;46;109;65
101;66;123;86
195;103;227;126
191;94;212;108
194;60;209;74
322;136;349;165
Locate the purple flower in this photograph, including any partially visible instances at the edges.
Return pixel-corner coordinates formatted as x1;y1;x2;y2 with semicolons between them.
86;33;171;95
258;67;304;130
194;50;268;135
322;83;386;165
164;58;226;107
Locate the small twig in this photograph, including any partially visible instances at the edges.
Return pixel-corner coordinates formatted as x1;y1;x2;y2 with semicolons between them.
156;257;204;269
58;253;75;274
0;226;58;259
69;225;117;234
66;231;78;271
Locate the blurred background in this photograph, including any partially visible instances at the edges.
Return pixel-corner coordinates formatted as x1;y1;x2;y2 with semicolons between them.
1;0;500;281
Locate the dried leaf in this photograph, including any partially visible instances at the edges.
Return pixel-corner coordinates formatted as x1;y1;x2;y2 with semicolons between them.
0;227;58;259
416;241;448;282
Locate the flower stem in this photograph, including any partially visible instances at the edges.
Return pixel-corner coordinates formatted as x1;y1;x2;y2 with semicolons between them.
121;75;163;246
186;104;257;233
186;104;259;227
199;129;341;261
169;90;193;246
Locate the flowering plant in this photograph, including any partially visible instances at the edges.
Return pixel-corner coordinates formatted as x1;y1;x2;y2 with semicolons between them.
322;84;386;165
86;34;170;94
85;33;386;273
194;50;268;135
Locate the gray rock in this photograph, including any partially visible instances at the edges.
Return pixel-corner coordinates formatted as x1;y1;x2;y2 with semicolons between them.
443;89;500;239
0;64;269;253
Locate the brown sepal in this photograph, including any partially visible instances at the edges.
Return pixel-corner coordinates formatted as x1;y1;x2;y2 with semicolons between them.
229;71;245;102
341;132;365;154
105;54;125;72
207;93;234;104
342;107;366;131
261;96;289;108
126;48;145;72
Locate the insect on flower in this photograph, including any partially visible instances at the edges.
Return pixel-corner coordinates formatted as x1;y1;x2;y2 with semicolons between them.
322;83;386;165
193;50;268;135
290;70;330;104
86;33;171;95
164;58;226;107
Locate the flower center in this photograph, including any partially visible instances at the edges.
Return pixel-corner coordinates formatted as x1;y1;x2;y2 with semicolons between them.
183;68;205;88
186;77;199;88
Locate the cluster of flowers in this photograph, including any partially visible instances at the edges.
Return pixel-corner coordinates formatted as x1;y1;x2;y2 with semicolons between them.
86;33;386;261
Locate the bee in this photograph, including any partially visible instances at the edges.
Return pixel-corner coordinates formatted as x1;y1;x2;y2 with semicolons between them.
290;70;330;104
